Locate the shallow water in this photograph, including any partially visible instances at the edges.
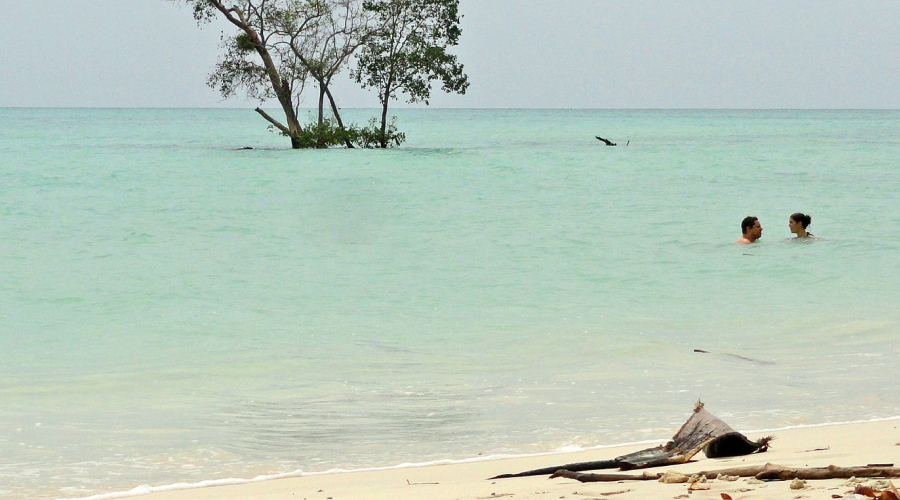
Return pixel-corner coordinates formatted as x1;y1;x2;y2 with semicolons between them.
1;108;899;499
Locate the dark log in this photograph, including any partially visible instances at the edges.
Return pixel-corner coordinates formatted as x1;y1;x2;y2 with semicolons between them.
595;136;617;146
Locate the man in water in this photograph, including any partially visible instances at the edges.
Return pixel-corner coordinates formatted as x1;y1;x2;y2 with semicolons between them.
736;216;762;244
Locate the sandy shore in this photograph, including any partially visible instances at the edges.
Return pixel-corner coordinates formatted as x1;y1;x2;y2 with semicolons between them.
138;419;900;500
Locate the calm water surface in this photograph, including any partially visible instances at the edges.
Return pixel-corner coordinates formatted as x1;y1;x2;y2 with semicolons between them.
1;108;899;499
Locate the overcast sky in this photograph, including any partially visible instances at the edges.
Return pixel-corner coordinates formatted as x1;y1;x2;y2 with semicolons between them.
2;1;899;109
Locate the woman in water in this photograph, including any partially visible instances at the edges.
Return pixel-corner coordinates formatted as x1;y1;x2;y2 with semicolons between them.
789;212;814;238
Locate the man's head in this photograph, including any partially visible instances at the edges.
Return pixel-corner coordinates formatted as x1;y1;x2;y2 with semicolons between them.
741;216;762;242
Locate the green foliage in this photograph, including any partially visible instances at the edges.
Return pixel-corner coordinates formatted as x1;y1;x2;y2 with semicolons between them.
183;0;218;23
353;0;469;106
349;118;407;148
293;119;351;148
234;32;258;52
280;118;406;149
207;34;279;100
352;0;468;146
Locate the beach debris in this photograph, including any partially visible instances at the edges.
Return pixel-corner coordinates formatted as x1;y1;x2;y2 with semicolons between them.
846;482;900;500
660;471;690;483
854;485;878;497
790;478;808;489
489;401;772;479
687;481;710;491
406;479;440;485
688;474;707;485
799;446;831;453
548;464;900;484
598;488;633;496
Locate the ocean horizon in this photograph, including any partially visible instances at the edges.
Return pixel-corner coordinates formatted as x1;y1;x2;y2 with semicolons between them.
2;108;899;499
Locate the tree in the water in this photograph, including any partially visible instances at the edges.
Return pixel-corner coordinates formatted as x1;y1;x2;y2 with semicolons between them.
285;0;370;129
352;0;469;148
183;0;325;148
182;0;379;149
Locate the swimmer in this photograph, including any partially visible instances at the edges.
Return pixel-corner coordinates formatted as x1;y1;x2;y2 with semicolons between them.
789;212;814;238
736;216;762;244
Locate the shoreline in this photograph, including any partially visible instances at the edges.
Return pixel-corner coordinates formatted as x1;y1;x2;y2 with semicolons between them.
70;417;900;500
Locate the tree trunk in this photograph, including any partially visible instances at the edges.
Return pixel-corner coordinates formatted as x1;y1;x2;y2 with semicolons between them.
208;3;303;148
256;107;302;149
380;95;389;149
244;29;301;146
324;86;354;149
265;64;303;148
318;86;325;125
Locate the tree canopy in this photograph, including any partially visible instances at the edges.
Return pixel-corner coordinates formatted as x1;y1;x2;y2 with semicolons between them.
178;0;468;148
353;0;468;147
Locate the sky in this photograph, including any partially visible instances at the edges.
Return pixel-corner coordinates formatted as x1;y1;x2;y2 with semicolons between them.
1;0;899;109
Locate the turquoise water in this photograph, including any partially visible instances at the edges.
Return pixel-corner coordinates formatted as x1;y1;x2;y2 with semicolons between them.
1;108;899;499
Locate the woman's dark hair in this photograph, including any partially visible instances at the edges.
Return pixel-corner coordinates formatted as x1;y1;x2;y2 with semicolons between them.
790;212;812;229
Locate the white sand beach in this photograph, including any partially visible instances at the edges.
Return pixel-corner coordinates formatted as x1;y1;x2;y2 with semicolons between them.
138;418;900;500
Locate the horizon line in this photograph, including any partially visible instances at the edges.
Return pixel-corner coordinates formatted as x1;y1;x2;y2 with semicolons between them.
3;106;900;111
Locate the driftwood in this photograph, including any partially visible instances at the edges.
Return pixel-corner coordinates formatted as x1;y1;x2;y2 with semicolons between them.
489;402;771;479
550;463;900;483
595;136;617;146
549;470;660;482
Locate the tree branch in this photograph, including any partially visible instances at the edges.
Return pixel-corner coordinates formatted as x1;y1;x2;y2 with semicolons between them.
254;107;291;135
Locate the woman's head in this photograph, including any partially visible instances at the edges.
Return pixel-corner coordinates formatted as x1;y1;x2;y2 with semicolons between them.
790;212;812;229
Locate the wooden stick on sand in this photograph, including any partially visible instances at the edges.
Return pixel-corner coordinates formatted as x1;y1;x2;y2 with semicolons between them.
549;463;900;483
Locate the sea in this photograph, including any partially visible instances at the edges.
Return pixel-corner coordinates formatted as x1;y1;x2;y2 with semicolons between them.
1;108;899;499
